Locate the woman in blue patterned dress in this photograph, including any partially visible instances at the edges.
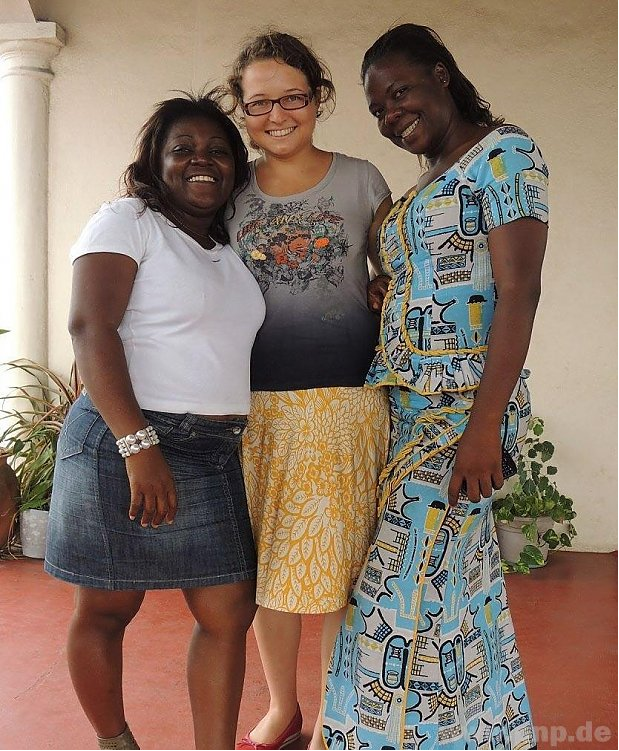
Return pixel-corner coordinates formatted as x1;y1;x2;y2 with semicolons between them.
322;24;548;749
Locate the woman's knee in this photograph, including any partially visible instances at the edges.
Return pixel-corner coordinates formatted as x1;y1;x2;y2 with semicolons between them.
228;583;258;631
184;579;257;636
73;587;145;632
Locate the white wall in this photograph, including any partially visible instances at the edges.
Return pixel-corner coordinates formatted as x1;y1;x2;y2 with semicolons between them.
0;0;35;23
29;0;617;552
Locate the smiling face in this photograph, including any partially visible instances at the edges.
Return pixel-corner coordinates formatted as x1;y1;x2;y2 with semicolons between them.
364;54;454;158
160;115;235;223
240;59;318;158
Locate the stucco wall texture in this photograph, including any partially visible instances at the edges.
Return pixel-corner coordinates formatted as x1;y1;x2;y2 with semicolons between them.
28;0;617;552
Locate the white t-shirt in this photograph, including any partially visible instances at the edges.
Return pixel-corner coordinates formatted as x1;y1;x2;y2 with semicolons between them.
70;197;266;414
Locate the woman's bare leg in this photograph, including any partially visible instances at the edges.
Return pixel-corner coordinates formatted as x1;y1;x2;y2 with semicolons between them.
308;607;347;750
67;587;145;739
246;606;302;743
183;580;257;750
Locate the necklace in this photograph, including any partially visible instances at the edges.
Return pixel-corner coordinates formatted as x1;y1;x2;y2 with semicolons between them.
162;206;216;250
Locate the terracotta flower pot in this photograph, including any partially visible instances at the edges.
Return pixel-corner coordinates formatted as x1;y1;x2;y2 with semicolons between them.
0;458;19;548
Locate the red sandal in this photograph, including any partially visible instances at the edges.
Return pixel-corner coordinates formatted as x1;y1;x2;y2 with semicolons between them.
237;705;303;750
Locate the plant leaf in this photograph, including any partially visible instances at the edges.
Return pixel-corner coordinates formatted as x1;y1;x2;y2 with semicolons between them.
1;358;77;510
520;545;545;567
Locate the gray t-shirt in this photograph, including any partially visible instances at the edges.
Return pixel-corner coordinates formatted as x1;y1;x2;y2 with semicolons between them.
227;152;390;391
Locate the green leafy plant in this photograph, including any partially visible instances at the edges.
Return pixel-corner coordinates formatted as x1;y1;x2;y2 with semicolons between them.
493;417;577;573
0;359;79;516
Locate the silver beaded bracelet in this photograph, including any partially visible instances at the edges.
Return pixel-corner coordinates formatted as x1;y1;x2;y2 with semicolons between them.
116;425;160;458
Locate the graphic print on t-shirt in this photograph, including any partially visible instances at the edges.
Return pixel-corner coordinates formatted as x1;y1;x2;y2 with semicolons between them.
236;194;350;294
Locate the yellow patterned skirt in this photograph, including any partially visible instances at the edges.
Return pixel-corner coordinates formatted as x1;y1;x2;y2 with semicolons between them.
242;386;389;613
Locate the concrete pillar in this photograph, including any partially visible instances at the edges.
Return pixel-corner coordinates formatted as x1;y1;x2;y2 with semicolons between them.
0;22;64;369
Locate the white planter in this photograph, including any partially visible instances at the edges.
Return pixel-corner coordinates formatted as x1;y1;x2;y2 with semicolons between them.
19;509;49;559
495;516;555;566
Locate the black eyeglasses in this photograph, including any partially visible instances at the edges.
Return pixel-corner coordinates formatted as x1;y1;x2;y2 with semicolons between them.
242;93;312;117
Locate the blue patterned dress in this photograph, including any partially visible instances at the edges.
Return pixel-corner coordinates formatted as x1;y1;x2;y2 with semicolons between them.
322;126;549;749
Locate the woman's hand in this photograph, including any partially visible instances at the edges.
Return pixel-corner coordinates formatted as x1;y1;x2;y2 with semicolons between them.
125;447;178;528
367;274;390;312
447;426;505;507
366;195;393;312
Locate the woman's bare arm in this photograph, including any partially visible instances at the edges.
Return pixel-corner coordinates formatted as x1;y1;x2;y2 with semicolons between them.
69;253;177;527
447;218;548;506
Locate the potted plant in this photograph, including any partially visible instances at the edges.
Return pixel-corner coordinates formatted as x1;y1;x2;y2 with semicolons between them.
492;416;577;573
0;359;79;557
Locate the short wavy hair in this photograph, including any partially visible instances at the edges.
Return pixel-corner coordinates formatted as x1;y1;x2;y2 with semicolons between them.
226;30;336;121
361;24;503;128
121;90;250;245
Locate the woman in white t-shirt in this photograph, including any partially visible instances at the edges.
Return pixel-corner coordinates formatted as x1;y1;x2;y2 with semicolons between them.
44;92;265;750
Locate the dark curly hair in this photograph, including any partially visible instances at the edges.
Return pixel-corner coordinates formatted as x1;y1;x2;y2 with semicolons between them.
361;24;503;128
121;90;250;245
226;30;336;121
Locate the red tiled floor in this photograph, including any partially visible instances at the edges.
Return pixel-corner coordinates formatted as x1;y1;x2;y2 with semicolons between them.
0;551;616;750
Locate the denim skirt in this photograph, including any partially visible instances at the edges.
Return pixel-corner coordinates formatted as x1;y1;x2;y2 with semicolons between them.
44;392;257;590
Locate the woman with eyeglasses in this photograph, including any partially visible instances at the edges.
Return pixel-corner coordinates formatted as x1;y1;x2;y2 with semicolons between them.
225;31;392;750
